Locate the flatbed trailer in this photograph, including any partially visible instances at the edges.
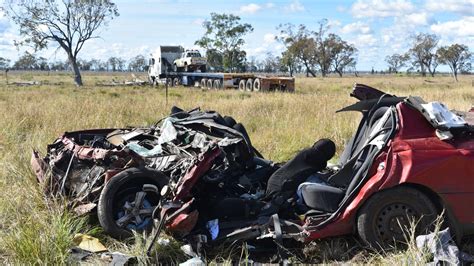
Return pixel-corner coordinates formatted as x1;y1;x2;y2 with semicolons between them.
158;72;295;92
148;46;294;92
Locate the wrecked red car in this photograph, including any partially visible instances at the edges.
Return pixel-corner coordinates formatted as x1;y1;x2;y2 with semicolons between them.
32;84;474;256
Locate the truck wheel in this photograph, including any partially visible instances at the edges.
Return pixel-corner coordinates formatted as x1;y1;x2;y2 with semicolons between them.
200;79;207;88
206;79;213;90
253;78;261;92
246;79;253;92
357;186;438;249
213;79;221;90
173;78;180;87
97;168;168;239
238;80;246;91
166;78;173;86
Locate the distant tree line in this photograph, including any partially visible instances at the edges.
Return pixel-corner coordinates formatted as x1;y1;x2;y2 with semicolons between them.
194;15;357;77
385;33;472;81
0;52;147;72
3;1;472;84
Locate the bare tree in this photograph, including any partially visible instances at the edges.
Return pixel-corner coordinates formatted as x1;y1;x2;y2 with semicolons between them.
385;53;409;73
407;33;439;77
5;0;119;86
437;44;472;82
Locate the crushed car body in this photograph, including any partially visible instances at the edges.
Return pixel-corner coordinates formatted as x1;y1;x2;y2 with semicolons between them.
32;84;474;256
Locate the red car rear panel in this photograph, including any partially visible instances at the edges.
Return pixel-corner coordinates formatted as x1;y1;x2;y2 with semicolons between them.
307;102;474;241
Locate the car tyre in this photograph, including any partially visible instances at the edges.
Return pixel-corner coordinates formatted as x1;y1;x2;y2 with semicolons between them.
357;186;438;249
97;167;168;239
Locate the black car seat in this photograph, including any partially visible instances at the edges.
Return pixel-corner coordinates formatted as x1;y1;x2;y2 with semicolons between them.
300;106;394;212
265;139;336;199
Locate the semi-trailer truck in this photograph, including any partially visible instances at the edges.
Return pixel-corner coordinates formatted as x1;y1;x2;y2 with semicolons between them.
148;46;295;92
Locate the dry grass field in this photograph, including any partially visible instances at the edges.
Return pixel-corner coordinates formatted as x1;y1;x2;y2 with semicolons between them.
0;71;473;264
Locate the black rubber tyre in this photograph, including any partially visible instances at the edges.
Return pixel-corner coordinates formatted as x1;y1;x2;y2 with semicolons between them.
238;79;246;91
357;186;438;249
166;78;172;86
173;77;180;87
245;78;253;92
206;79;213;90
200;78;207;88
253;78;261;92
212;79;221;90
97;167;168;239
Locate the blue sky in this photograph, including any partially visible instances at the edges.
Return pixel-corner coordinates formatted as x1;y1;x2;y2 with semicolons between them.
0;0;473;71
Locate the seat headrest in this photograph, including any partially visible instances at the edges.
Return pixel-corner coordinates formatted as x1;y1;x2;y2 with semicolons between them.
310;139;336;162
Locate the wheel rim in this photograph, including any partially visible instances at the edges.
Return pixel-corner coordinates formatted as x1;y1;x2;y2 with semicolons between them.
115;191;156;231
375;202;418;244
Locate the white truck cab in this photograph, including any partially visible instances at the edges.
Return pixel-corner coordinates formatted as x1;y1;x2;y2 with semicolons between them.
148;46;184;83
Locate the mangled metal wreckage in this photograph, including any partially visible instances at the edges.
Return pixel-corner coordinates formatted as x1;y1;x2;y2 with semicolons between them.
31;84;474;256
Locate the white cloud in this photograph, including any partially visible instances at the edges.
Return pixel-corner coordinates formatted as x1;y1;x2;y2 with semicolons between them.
239;2;275;14
351;34;378;47
431;17;474;38
240;3;262;14
192;18;204;26
244;32;284;59
327;19;342;28
0;9;11;34
336;5;346;12
287;0;305;12
351;0;415;18
341;21;372;34
265;2;275;8
425;0;474;15
401;12;431;26
263;33;276;44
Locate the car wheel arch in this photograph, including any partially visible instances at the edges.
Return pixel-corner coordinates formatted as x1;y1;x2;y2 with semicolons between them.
399;183;463;244
354;183;461;247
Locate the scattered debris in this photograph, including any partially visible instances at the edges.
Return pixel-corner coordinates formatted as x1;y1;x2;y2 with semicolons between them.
69;247;94;262
416;228;474;265
179;257;205;266
9;81;41;86
101;251;136;266
73;234;108;253
74;203;97;216
96;74;148;86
